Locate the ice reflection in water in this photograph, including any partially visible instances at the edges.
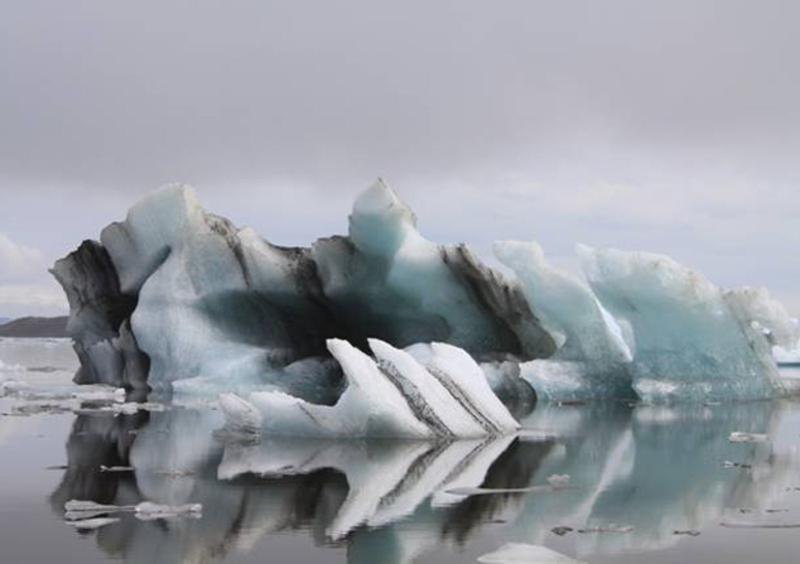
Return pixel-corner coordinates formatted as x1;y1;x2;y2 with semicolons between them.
44;398;800;564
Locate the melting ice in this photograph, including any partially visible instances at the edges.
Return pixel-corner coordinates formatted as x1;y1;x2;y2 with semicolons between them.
47;180;800;438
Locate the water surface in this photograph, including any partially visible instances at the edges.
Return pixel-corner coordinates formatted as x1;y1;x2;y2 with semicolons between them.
3;338;800;564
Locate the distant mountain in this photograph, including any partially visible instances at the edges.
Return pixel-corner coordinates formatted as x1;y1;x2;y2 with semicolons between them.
0;316;69;338
0;317;9;325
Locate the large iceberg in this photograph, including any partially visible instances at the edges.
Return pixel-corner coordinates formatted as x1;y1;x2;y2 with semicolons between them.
55;181;553;399
51;179;799;426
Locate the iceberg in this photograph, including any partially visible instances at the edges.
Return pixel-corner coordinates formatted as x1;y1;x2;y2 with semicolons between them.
50;178;797;417
219;338;520;439
494;240;633;401
578;245;790;403
53;180;553;398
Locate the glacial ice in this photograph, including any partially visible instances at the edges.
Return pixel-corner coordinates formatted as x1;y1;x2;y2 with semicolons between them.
495;240;632;401
65;180;552;395
578;245;790;403
219;338;520;438
49;178;799;424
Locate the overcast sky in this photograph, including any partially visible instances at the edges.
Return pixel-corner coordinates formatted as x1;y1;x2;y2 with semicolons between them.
1;0;798;318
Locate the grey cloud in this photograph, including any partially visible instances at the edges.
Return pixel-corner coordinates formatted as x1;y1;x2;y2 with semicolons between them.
1;0;799;190
0;1;798;315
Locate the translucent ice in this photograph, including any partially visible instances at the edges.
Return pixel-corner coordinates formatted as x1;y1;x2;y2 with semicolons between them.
578;245;787;402
51;179;799;412
55;181;553;394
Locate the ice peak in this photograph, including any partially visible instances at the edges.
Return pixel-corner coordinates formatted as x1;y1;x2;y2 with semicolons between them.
349;179;418;255
352;178;417;224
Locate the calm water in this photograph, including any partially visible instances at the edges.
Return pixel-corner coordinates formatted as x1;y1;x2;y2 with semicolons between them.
3;338;800;564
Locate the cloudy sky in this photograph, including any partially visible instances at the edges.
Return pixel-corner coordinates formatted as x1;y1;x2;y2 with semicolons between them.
1;0;798;318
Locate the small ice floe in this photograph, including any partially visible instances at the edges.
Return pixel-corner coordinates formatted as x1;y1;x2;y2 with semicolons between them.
66;517;120;530
478;543;585;564
114;402;167;414
723;460;752;469
74;388;126;402
729;432;769;443
99;465;134;473
0;379;28;396
577;525;633;534
446;483;575;496
134;502;202;521
673;529;701;536
546;474;570;486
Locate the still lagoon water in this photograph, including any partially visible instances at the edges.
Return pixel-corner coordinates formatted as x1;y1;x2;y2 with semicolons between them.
3;337;800;564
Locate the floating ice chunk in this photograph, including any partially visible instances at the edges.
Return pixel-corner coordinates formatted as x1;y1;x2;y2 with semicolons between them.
99;465;134;473
220;339;518;439
729;432;769;444
578;245;786;402
0;378;27;396
547;474;570;485
134;501;202;520
478;543;585;564
65;499;126;513
73;387;125;402
57;181;554;392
